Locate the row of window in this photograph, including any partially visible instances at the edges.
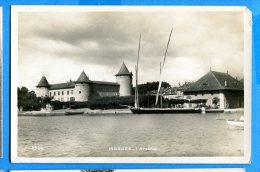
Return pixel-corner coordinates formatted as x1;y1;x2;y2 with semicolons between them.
98;91;118;97
194;91;214;96
49;90;74;97
49;90;119;97
56;97;75;102
49;89;118;98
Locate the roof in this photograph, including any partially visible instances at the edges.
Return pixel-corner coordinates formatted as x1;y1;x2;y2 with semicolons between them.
92;80;119;86
147;87;177;95
184;71;243;92
115;62;132;76
49;81;75;90
40;70;119;90
75;71;90;83
36;76;50;87
163;87;178;95
48;80;118;90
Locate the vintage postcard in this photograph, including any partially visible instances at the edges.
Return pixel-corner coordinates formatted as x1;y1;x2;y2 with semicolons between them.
11;169;246;172
11;6;251;163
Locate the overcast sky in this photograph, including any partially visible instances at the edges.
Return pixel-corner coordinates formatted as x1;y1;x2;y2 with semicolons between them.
17;9;244;91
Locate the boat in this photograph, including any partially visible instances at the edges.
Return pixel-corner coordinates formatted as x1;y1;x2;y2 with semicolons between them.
65;100;84;115
130;29;202;114
226;116;244;128
226;120;244;127
65;111;84;115
130;107;201;114
206;109;224;113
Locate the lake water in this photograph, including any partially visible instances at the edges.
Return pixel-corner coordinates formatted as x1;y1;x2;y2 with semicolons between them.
18;113;243;157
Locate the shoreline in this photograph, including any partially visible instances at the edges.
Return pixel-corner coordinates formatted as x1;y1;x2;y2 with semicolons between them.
18;108;244;117
18;108;132;116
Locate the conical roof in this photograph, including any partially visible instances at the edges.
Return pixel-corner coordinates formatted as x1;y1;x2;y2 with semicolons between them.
115;62;132;76
36;76;50;87
75;71;90;83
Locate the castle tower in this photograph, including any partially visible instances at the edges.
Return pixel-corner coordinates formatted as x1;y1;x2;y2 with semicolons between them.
74;71;91;102
115;62;133;96
36;76;50;97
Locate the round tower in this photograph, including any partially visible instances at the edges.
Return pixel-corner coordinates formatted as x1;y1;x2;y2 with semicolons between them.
74;71;91;102
115;62;133;96
36;76;50;97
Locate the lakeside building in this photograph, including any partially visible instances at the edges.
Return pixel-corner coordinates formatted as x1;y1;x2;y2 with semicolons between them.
147;82;192;99
147;87;182;99
35;63;133;102
183;70;244;109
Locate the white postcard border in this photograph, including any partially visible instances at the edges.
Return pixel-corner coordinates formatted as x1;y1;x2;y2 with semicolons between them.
11;5;252;164
0;7;3;158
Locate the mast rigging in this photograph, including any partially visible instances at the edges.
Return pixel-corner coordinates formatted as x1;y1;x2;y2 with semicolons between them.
155;28;173;106
135;34;141;108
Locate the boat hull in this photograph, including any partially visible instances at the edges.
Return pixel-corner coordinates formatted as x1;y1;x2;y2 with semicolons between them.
226;120;244;127
205;109;224;113
130;108;201;114
65;111;84;115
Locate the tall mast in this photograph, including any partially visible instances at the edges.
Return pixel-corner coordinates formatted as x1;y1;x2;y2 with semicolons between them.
135;65;138;108
135;35;141;108
155;28;173;106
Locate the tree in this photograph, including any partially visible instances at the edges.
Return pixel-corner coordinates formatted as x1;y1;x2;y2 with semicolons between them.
17;86;42;111
134;81;171;95
41;96;52;104
18;87;29;109
212;97;220;109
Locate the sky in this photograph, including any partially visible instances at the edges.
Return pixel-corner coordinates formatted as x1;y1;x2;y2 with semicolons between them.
17;9;244;91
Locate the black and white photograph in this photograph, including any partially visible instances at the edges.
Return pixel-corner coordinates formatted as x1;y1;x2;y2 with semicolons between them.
11;169;245;172
11;6;251;163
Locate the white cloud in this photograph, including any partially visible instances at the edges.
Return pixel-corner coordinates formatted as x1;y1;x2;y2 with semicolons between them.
17;10;244;90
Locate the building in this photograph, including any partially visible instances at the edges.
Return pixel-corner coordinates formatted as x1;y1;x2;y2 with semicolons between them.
35;63;133;102
147;87;180;99
183;70;244;109
146;82;192;99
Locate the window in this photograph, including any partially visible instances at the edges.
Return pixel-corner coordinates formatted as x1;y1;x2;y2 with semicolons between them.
54;92;56;96
71;90;73;95
79;91;81;94
67;91;69;95
61;98;64;102
202;91;204;96
62;91;64;95
58;91;60;95
49;92;51;96
195;92;197;96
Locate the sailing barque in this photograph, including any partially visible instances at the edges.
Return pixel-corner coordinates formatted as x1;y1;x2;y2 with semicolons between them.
130;29;202;114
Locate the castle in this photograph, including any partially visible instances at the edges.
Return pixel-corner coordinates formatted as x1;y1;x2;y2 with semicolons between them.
35;63;133;102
